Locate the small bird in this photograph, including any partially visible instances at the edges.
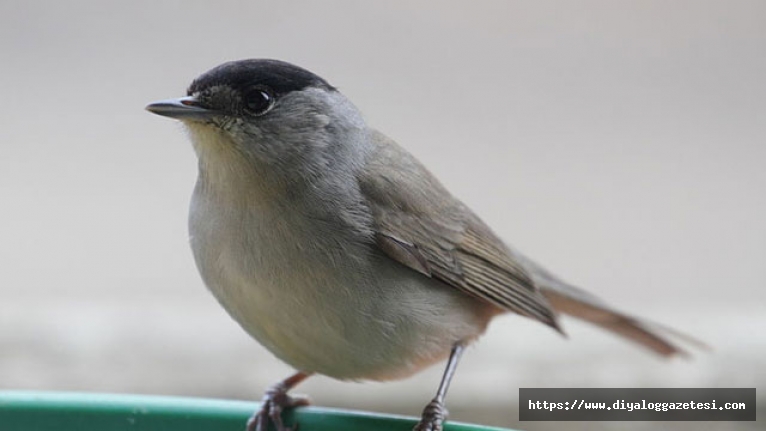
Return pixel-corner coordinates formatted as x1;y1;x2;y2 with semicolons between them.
146;59;691;431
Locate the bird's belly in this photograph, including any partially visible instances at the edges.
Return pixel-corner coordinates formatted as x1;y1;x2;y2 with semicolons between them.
194;237;492;381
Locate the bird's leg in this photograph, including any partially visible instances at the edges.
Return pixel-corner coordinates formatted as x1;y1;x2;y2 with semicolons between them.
246;371;313;431
413;343;466;431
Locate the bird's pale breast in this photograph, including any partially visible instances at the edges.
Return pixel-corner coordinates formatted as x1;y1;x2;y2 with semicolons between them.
189;185;493;381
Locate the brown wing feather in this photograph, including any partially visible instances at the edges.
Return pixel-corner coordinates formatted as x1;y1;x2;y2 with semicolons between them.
359;131;561;332
359;130;699;357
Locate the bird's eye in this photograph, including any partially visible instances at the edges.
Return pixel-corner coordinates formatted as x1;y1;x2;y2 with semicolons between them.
243;86;274;116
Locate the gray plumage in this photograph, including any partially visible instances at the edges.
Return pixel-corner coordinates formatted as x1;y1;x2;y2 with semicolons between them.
147;58;688;385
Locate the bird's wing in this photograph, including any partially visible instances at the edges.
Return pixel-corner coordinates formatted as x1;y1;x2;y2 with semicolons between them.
358;130;561;331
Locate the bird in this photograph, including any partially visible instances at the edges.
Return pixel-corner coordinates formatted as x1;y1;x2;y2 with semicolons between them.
146;59;692;431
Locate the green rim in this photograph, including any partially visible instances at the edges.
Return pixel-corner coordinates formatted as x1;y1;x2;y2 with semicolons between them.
0;391;511;431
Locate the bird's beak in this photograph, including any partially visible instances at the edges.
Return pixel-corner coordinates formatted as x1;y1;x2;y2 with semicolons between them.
145;96;216;120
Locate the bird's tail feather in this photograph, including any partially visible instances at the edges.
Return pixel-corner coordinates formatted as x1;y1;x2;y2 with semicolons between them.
514;252;705;357
543;288;695;357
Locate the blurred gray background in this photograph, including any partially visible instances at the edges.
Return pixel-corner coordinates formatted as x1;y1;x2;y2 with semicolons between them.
1;1;764;430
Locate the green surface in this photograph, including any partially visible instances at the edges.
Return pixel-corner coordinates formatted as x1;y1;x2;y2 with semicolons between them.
0;391;510;431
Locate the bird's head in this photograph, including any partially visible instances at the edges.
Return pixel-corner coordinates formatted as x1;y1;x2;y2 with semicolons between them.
147;59;368;185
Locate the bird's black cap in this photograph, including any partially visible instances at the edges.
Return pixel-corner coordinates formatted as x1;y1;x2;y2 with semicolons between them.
187;59;336;97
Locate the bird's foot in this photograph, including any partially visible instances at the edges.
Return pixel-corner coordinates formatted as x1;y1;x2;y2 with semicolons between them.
413;397;448;431
246;384;310;431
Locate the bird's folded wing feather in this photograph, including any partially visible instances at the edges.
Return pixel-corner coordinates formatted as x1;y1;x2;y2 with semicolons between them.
358;130;561;331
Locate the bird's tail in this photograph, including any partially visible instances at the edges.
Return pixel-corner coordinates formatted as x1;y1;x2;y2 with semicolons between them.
515;253;705;357
542;285;696;357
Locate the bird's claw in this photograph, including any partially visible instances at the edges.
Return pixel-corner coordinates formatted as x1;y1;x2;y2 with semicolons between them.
246;385;310;431
413;398;448;431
